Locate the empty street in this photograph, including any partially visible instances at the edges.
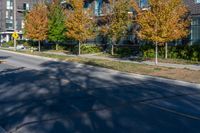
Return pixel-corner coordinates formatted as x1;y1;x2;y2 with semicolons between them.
0;50;200;133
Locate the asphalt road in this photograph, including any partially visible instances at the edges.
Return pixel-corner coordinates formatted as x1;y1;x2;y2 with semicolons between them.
0;50;200;133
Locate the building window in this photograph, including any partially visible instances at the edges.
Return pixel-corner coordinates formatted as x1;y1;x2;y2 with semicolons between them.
6;0;13;10
84;1;90;8
191;17;200;44
140;0;148;8
6;19;13;30
23;3;30;10
195;0;200;4
94;0;103;16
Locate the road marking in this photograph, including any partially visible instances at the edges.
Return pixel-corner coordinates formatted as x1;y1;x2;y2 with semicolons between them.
146;103;200;120
7;91;200;133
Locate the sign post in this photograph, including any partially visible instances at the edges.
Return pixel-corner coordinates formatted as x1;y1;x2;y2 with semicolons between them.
12;32;19;40
13;0;17;51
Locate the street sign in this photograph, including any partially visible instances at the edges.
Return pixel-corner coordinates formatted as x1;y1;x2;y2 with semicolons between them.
12;32;19;39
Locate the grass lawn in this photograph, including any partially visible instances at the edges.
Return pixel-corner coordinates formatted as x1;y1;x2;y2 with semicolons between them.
1;48;200;84
97;52;200;65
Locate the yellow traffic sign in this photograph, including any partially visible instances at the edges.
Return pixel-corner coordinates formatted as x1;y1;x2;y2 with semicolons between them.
12;32;19;39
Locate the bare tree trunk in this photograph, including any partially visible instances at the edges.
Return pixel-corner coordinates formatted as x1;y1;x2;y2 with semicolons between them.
56;44;58;51
38;40;41;52
155;41;158;65
111;41;115;55
78;41;81;55
165;42;168;59
111;44;114;55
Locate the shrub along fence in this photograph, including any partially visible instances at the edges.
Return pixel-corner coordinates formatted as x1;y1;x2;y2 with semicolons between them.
43;43;103;54
73;44;102;54
114;45;140;57
1;41;14;47
140;44;200;61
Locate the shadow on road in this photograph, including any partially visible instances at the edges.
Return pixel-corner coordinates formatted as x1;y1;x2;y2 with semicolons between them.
0;61;200;133
0;56;10;60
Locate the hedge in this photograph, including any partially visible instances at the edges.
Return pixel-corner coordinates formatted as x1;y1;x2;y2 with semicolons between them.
140;44;200;61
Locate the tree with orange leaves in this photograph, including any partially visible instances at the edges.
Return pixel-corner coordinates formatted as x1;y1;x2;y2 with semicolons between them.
98;0;131;55
65;0;95;55
24;3;48;52
131;0;190;64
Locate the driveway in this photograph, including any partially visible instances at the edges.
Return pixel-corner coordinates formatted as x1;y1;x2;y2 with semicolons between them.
0;50;200;133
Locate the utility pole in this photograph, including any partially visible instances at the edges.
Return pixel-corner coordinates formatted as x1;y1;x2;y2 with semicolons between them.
13;0;17;51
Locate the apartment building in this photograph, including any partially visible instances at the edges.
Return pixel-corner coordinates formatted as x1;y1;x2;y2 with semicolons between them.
184;0;200;44
138;0;200;45
0;0;46;44
0;0;199;45
85;0;200;45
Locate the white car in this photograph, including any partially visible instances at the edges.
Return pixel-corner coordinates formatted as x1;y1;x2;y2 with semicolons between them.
16;45;25;50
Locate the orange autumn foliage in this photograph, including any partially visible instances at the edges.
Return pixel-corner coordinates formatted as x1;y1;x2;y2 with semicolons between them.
65;0;95;43
131;0;190;43
24;3;48;41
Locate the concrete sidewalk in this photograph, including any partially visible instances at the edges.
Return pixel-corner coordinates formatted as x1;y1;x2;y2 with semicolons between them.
44;51;200;71
90;55;200;71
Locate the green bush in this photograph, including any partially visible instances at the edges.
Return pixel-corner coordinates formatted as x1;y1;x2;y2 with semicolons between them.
140;44;155;58
23;42;31;48
1;41;14;47
143;49;155;58
17;40;25;44
51;44;66;51
73;44;102;54
1;43;8;47
168;47;178;59
140;44;200;61
114;47;133;57
191;51;198;61
168;51;178;59
140;43;154;51
7;41;14;47
50;43;75;53
158;47;165;58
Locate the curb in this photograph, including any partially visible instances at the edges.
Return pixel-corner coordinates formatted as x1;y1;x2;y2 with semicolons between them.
78;62;200;89
1;49;200;89
0;49;59;62
129;73;200;89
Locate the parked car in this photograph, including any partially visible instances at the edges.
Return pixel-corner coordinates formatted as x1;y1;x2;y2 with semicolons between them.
16;45;25;50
